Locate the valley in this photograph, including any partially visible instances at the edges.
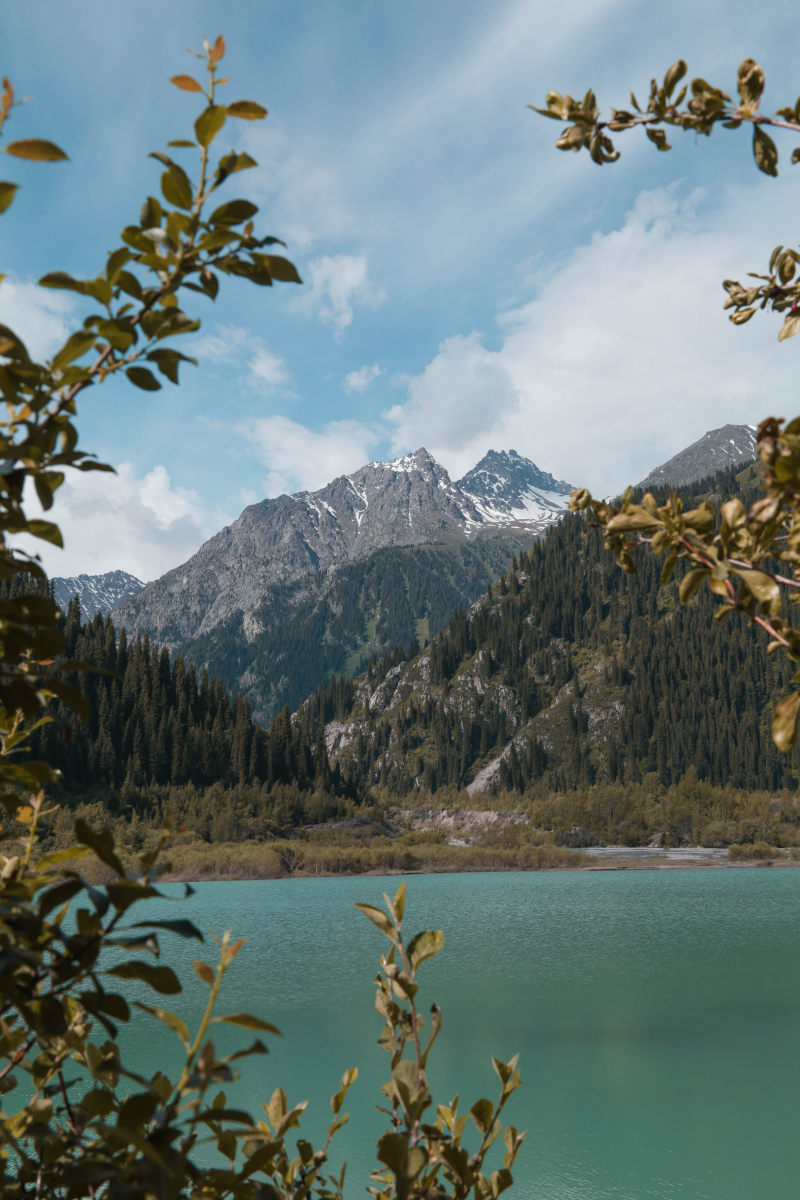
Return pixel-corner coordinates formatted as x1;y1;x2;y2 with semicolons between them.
37;425;800;879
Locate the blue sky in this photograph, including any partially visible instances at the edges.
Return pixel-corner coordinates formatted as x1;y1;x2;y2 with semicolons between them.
3;0;800;579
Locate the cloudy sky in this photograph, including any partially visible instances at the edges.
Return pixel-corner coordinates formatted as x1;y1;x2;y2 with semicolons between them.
3;0;799;579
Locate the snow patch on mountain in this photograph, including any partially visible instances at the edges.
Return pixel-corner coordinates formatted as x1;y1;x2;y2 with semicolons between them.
458;449;573;529
52;570;144;619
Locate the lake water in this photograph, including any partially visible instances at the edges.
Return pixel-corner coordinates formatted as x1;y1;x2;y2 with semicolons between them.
123;869;800;1199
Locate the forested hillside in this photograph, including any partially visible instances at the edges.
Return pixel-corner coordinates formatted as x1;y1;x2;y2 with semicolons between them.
179;532;534;720
29;599;360;834
32;463;800;855
322;465;800;798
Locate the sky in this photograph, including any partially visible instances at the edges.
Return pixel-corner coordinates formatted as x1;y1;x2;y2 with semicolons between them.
2;0;800;581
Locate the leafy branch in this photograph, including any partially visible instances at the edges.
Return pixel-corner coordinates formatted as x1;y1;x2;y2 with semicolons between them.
571;416;800;751
530;57;800;338
0;35;301;812
357;883;525;1200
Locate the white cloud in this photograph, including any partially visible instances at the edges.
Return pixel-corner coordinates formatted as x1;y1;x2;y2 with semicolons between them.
238;415;380;495
386;181;800;493
192;323;288;390
387;332;519;457
192;324;251;363
344;362;382;393
240;124;358;250
250;346;289;388
293;255;386;333
0;277;76;360
12;462;219;583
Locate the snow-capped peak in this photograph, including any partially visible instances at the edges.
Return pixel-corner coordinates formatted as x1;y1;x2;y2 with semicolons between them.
457;449;574;529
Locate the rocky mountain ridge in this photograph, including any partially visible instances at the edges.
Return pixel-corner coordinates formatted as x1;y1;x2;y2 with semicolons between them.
52;570;144;619
637;423;757;490
116;447;573;645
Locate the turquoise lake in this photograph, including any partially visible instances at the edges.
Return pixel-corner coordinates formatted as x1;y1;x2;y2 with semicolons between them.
123;869;800;1199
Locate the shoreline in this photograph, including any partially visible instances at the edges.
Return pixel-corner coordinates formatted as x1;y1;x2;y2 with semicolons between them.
161;846;800;883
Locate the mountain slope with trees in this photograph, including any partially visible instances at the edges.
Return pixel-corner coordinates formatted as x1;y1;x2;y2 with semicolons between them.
181;531;537;720
320;464;800;800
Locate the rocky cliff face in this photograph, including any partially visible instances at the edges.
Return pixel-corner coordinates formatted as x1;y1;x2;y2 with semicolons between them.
637;424;757;490
117;447;572;644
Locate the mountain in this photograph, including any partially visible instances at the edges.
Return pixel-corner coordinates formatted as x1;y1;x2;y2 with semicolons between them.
319;463;798;802
44;462;799;855
116;448;573;720
459;449;573;523
637;423;757;490
117;449;571;644
52;570;144;619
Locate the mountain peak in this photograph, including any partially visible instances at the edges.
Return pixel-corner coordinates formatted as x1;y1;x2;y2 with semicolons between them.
117;445;572;649
370;447;439;474
637;424;758;490
52;569;144;619
458;449;574;527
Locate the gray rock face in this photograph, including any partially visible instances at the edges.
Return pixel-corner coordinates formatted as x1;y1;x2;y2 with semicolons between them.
52;570;144;619
637;424;757;490
117;447;573;645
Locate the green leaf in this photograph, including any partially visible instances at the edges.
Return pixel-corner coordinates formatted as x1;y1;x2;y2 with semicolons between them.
161;165;193;210
470;1096;495;1132
226;100;268;120
678;567;707;604
377;1132;410;1175
407;928;444;970
170;74;204;93
660;553;678;586
74;818;125;875
107;961;181;994
753;125;778;177
194;104;227;147
215;151;258;181
194;959;216;985
210;1013;282;1034
98;993;131;1021
51;329;96;370
5;138;67;162
733;567;781;615
737;58;765;108
145;347;197;384
126;366;161;391
664;60;687;95
491;1167;514;1197
116;269;143;300
131;917;203;941
778;312;800;342
772;691;800;753
210;198;258;226
25;519;63;547
262;254;302;283
354;901;394;937
136;1003;190;1048
0;181;18;213
606;510;659;533
393;880;406;922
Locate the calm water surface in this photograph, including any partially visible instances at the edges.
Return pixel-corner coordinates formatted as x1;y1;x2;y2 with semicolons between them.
124;869;800;1199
